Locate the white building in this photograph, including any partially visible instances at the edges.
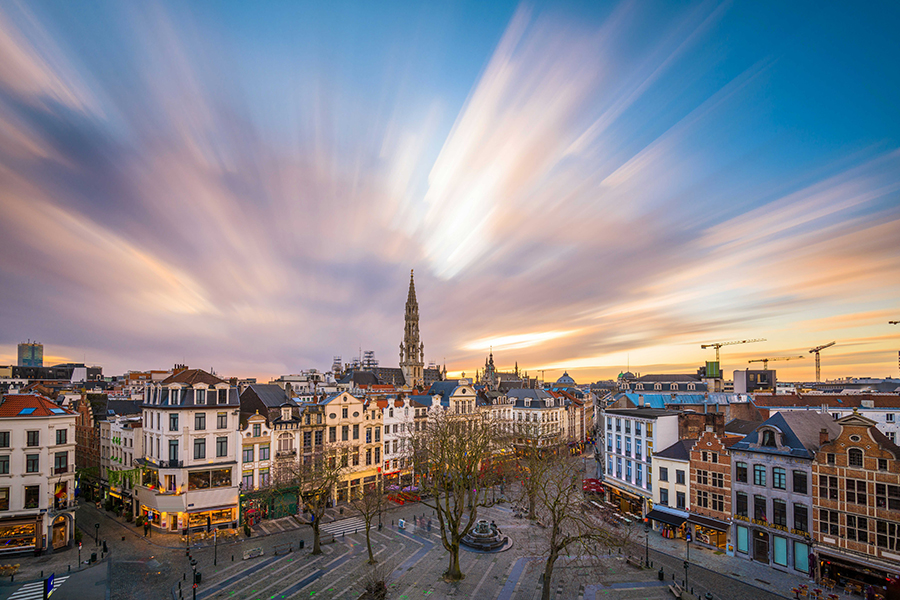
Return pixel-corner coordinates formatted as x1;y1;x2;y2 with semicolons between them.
600;407;680;516
380;396;414;485
647;439;692;537
0;393;76;553
136;369;240;533
108;415;143;514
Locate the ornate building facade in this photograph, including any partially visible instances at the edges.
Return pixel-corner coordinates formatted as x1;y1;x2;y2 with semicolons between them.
399;270;425;389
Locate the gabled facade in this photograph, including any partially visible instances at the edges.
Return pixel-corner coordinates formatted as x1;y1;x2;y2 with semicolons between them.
812;410;900;587
321;392;382;502
687;428;735;550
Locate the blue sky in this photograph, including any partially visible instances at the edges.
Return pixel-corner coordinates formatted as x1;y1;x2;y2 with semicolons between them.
0;1;898;382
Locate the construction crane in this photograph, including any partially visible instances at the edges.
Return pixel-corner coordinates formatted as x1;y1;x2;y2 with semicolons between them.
748;356;804;370
700;339;766;362
890;321;899;325
809;342;836;383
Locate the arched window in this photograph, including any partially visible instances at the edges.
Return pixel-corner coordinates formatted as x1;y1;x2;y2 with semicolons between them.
278;432;293;453
848;448;863;467
654;383;662;391
670;383;678;391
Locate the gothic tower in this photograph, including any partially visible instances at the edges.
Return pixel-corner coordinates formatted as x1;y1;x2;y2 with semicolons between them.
399;270;424;388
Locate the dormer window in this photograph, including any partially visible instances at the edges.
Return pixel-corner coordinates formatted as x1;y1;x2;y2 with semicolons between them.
282;407;291;421
688;384;695;391
637;384;644;391
196;389;205;405
654;383;662;390
670;383;677;391
761;429;777;447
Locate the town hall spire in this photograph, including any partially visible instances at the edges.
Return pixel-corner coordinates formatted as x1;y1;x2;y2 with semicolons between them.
399;269;424;388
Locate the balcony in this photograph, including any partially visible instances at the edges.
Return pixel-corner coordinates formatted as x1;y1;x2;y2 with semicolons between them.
158;459;183;468
276;449;297;458
54;465;69;475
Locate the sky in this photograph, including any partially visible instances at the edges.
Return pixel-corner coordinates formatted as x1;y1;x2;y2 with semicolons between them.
0;0;899;384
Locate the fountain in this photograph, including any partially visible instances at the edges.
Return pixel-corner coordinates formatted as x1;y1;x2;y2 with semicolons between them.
460;519;513;553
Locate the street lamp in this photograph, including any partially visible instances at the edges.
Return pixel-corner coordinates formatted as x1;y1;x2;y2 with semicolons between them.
684;532;691;592
94;522;100;545
644;521;650;566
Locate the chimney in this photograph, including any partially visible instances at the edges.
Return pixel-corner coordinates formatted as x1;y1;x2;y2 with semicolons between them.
638;395;644;407
819;428;829;445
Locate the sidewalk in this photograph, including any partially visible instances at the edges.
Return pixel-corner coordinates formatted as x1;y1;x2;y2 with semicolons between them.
633;521;809;598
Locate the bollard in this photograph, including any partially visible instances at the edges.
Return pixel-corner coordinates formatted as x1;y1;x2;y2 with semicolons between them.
68;565;71;573
41;571;43;578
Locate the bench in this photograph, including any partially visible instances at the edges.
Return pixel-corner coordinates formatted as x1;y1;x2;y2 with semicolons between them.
242;547;264;560
273;542;293;555
626;556;644;569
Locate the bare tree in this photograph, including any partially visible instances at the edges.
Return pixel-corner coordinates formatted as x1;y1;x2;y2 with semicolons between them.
510;420;555;520
348;481;384;564
284;447;348;555
409;411;497;581
530;448;630;600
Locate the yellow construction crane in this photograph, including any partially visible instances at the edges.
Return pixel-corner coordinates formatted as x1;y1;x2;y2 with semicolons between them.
809;342;836;383
700;339;766;362
748;356;804;370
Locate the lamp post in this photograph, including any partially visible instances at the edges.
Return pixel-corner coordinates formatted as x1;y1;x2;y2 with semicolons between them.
684;533;691;592
94;523;100;545
645;522;650;566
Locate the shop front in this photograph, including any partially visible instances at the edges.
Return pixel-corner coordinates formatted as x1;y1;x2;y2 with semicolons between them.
733;516;811;574
687;514;729;550
0;517;41;554
646;508;687;539
50;515;69;550
187;507;235;532
607;486;644;517
817;549;900;591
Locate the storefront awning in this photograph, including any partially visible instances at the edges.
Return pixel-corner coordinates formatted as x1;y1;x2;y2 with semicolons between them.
687;514;730;531
647;509;686;527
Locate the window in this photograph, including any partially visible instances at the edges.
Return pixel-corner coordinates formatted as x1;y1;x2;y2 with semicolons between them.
735;462;748;483
773;499;787;526
754;495;767;521
365;449;372;466
242;471;253;490
626;461;632;481
737;526;749;554
0;487;7;511
341;426;349;442
659;467;669;482
353;424;359;440
24;485;39;509
195;413;206;430
329;427;336;443
194;439;206;460
660;488;669;505
878;458;888;471
616;419;621;432
753;465;766;486
676;470;685;485
26;431;39;447
625;438;631;457
0;432;8;448
846;479;867;505
253;424;261;437
696;489;709;508
636;439;642;460
819;509;839;535
217;413;228;429
773;468;786;490
303;431;312;448
888;414;896;423
848;449;863;467
0;456;7;475
736;492;748;517
676;491;686;509
342;407;348;419
820;475;839;500
169;414;179;431
351;450;359;466
827;453;835;465
794;504;808;533
616;435;621;452
217;389;228;404
56;429;67;445
54;452;67;474
259;468;270;487
625;421;631;434
26;454;39;473
216;437;228;457
847;515;868;543
374;447;380;463
793;471;807;494
607;418;612;431
169;439;179;462
875;484;900;510
712;472;724;488
712;493;724;512
877;520;900;550
242;446;254;462
635;422;642;435
259;444;269;461
761;430;776;447
374;428;380;443
195;389;205;405
697;470;709;486
314;431;322;446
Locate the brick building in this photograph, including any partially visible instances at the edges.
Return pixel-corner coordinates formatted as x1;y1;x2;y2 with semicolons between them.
687;426;737;550
813;410;900;588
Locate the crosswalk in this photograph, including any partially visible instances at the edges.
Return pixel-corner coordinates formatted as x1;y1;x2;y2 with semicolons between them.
319;517;366;537
8;575;69;600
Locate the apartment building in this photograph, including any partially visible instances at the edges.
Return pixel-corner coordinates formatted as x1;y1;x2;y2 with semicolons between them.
136;369;240;533
321;392;382;503
0;394;76;553
649;439;692;538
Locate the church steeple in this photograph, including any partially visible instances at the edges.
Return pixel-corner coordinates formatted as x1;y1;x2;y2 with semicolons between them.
400;269;424;388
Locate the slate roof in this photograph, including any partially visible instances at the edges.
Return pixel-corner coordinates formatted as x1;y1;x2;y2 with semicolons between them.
0;393;73;417
242;384;293;407
725;419;763;436
106;400;143;416
730;411;840;458
654;439;694;461
339;371;380;387
636;374;701;383
408;394;436;408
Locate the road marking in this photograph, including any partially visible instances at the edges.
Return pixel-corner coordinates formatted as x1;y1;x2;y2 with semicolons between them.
319;517;366;537
8;575;69;600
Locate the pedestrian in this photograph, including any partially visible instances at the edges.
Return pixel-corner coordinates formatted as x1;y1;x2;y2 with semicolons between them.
144;522;149;537
866;585;875;600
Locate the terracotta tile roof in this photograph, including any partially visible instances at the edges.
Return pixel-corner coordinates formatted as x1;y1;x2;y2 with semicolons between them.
0;394;74;417
160;369;225;386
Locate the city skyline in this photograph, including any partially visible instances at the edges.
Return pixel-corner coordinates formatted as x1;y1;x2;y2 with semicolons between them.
0;1;899;383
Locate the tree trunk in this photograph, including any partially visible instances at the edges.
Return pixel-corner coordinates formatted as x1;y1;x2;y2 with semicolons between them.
541;548;558;600
444;542;463;581
365;524;375;563
527;491;536;520
312;519;322;555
